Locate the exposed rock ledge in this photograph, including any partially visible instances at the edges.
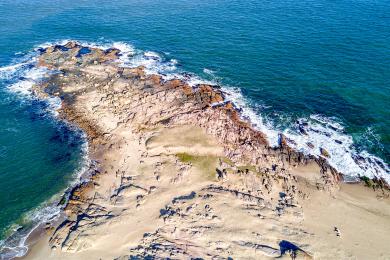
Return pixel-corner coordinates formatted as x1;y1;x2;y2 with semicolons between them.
38;42;343;184
24;42;390;260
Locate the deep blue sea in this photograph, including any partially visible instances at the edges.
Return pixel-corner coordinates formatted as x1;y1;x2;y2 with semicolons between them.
0;0;389;257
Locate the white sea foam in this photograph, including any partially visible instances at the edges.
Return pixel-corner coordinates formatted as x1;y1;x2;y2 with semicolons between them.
83;39;390;182
0;202;62;259
0;63;26;78
107;44;282;147
281;115;390;183
1;39;389;258
143;51;161;59
99;40;388;183
219;89;390;183
7;67;46;95
123;50;178;76
0;133;90;259
203;68;215;76
0;56;65;118
36;39;69;49
0;45;90;259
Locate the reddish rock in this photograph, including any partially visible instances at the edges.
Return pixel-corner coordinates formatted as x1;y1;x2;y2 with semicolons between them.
181;84;193;95
129;66;146;77
64;41;80;49
279;134;288;148
224;101;234;110
165;79;183;89
149;74;162;85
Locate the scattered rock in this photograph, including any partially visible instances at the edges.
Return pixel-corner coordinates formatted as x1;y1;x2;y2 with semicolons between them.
320;147;330;158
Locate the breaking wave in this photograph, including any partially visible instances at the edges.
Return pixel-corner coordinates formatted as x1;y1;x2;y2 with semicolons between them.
0;47;90;259
83;39;388;183
0;38;388;258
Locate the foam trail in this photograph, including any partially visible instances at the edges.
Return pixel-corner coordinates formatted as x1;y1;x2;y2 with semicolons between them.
7;67;47;95
104;40;388;183
0;63;26;75
0;45;90;259
111;43;282;147
282;115;390;183
0;136;89;259
1;39;389;258
203;68;215;76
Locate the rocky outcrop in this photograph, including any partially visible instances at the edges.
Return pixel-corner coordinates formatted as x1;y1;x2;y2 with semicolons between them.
36;42;342;187
29;41;372;259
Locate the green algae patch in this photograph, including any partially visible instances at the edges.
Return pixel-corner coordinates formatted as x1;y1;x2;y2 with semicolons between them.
221;157;235;166
360;176;374;188
176;153;218;180
176;152;196;163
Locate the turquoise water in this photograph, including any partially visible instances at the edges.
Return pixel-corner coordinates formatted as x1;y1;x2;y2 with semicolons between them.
0;65;86;257
0;0;389;257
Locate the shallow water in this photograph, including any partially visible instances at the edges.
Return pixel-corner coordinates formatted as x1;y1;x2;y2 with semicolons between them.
0;64;86;257
0;0;389;257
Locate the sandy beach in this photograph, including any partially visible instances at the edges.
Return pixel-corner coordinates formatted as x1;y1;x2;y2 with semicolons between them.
19;42;390;259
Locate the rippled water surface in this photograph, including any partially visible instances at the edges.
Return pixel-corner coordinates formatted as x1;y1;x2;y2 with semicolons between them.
0;0;389;256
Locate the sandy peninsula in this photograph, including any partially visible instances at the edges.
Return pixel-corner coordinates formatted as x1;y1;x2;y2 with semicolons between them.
19;42;390;259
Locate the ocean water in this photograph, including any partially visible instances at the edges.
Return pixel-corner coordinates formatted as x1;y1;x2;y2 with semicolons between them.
0;0;389;257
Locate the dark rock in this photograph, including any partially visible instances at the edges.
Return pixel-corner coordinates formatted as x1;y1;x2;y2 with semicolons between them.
320;148;330;158
306;142;314;149
64;41;80;49
54;45;69;52
76;47;92;58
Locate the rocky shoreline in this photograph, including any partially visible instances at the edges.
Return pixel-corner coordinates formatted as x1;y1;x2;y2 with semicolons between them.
20;42;390;259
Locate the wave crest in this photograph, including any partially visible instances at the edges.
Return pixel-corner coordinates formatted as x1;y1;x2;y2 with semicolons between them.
0;38;388;258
